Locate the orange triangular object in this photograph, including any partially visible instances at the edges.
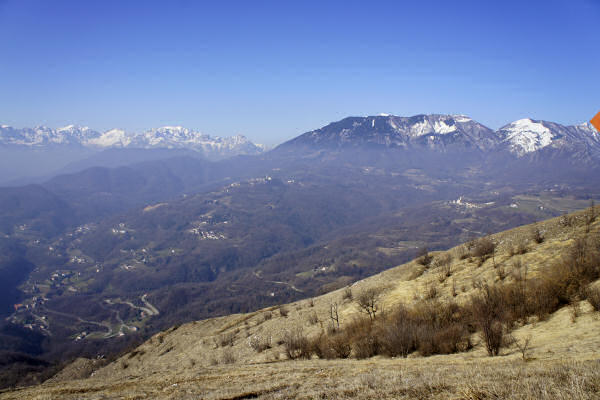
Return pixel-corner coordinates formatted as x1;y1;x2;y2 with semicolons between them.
591;111;600;131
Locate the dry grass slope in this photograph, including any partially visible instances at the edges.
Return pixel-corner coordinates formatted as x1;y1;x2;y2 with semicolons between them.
3;205;600;399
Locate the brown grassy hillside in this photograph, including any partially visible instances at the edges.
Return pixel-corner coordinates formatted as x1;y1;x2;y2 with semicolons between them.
2;206;600;399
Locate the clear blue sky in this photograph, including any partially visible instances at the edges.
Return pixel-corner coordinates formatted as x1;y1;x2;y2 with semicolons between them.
0;0;598;145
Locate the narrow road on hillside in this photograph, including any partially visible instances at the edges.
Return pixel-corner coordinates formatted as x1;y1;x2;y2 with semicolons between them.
42;308;113;337
253;271;304;293
141;294;160;315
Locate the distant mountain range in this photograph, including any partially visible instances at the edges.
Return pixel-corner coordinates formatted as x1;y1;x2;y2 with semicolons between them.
276;114;600;159
2;115;598;160
0;124;265;159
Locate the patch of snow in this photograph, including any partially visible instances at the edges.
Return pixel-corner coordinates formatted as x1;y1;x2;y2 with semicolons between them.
453;115;472;123
433;120;457;134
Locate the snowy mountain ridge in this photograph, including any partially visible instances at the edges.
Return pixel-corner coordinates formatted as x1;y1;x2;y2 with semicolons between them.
0;124;264;159
2;115;598;160
279;114;600;158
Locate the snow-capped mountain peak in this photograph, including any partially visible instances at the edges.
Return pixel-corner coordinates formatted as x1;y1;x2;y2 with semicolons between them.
498;118;555;155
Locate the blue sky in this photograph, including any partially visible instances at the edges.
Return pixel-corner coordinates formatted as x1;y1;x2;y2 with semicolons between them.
0;0;598;145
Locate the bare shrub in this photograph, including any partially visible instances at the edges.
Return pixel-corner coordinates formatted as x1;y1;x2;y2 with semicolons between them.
585;200;596;230
248;334;272;352
279;305;289;318
263;311;273;321
471;237;496;260
532;225;544;244
283;327;312;359
511;239;529;256
470;284;508;356
356;287;383;320
342;286;353;301
352;332;379;359
423;282;438;300
435;253;453;283
312;333;351;359
416;247;433;267
307;311;319;325
215;331;235;348
560;214;575;227
340;317;379;359
221;349;236;364
455;245;469;260
378;308;417;358
515;335;532;361
496;265;507;281
569;300;581;323
584;286;600;311
308;298;315;307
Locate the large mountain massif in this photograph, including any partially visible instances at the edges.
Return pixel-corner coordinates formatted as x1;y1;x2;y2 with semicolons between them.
0;113;599;388
278;114;599;156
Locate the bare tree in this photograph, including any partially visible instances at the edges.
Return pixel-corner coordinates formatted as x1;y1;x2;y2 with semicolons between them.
330;302;340;330
515;335;532;361
356;287;382;320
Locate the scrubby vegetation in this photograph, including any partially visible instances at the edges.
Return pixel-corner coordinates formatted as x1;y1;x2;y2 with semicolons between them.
274;227;600;361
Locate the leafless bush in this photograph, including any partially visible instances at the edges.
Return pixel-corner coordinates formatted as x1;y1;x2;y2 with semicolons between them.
560;214;575;227
532;225;544;244
248;334;272;352
352;333;379;359
470;284;508;356
510;239;529;256
435;253;453;283
215;331;235;348
312;333;351;359
584;285;600;311
307;311;319;325
308;298;315;307
471;237;496;260
279;305;289;318
221;349;236;364
416;247;433;267
585;200;596;230
378;308;417;358
569;300;581;323
423;282;438;300
456;245;469;260
342;286;353;301
263;311;273;321
283;327;312;359
496;265;507;281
